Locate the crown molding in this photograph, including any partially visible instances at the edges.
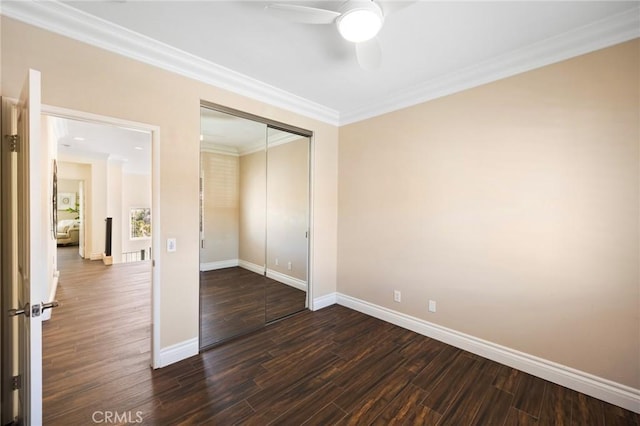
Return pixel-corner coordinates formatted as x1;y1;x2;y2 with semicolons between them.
3;2;637;127
268;131;304;147
1;0;341;126
340;6;640;125
200;142;239;157
200;132;300;157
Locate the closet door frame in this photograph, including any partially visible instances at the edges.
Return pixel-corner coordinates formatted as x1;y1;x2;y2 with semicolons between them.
201;101;312;138
199;99;313;320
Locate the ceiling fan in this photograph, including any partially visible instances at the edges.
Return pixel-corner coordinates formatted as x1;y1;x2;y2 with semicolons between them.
266;0;410;70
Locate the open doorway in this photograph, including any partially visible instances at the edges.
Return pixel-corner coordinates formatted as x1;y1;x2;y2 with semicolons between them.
39;108;161;422
48;115;152;264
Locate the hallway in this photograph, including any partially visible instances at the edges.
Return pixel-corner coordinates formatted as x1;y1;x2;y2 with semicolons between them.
43;247;152;424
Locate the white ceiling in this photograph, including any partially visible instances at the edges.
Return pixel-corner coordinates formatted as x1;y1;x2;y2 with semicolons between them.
201;107;267;153
4;1;639;125
201;106;307;155
50;116;152;175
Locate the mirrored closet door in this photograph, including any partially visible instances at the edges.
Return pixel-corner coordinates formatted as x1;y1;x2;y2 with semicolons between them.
265;127;309;322
199;104;310;350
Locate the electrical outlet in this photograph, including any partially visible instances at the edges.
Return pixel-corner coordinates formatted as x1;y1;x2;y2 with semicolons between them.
287;261;292;271
275;258;279;266
393;290;401;303
428;300;436;313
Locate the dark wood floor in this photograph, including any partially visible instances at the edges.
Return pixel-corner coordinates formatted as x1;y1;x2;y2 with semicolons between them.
44;246;639;425
200;267;306;348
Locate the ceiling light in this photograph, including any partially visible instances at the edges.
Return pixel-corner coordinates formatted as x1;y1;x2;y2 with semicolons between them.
337;2;383;43
134;146;143;150
73;137;85;141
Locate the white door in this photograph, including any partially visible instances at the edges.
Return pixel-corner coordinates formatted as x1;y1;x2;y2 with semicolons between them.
3;69;49;425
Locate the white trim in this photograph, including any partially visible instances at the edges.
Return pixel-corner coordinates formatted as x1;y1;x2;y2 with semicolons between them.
157;337;199;368
89;253;103;261
0;0;340;126
238;143;266;157
266;268;307;292
3;1;636;127
41;104;163;370
200;142;239;157
267;132;302;148
150;126;162;370
312;292;337;311
306;135;315;311
341;7;640;124
336;293;640;413
238;259;264;275
199;259;238;272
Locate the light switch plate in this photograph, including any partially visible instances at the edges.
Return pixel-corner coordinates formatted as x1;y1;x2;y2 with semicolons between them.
167;238;177;252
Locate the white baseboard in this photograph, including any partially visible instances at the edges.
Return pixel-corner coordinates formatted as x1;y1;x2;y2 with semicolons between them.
266;268;307;291
336;293;640;413
158;337;199;368
200;259;239;271
89;252;103;261
238;259;265;275
312;292;337;311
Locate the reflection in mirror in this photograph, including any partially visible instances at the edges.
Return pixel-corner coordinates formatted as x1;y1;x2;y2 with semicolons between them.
265;128;309;321
199;106;312;349
199;107;266;348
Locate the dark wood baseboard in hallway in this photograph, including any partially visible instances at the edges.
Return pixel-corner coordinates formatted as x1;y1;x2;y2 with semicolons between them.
44;247;639;425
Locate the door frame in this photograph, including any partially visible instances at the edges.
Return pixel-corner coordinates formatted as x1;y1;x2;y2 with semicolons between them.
43;104;162;369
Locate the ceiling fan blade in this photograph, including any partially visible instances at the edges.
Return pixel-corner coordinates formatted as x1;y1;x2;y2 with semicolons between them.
266;4;341;24
356;37;382;71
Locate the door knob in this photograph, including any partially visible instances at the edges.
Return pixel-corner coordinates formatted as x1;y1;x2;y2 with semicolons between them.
9;303;30;317
41;301;59;312
8;301;58;318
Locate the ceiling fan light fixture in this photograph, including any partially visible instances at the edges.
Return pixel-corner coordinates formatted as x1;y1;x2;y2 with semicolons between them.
337;3;383;43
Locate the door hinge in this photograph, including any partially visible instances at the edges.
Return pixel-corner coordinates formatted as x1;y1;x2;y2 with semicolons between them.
5;134;19;152
11;375;21;390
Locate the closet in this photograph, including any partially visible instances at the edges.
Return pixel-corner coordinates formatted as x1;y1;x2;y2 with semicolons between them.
199;103;310;349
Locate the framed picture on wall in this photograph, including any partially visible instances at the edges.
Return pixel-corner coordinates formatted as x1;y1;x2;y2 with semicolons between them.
130;207;151;239
58;192;75;211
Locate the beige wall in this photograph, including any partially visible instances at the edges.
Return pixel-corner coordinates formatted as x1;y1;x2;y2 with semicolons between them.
239;150;266;267
267;137;309;281
200;151;239;265
1;17;339;349
58;154;107;259
338;40;639;388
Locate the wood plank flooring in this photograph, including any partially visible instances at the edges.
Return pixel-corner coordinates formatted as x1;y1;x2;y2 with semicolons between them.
200;267;306;348
44;246;639;425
